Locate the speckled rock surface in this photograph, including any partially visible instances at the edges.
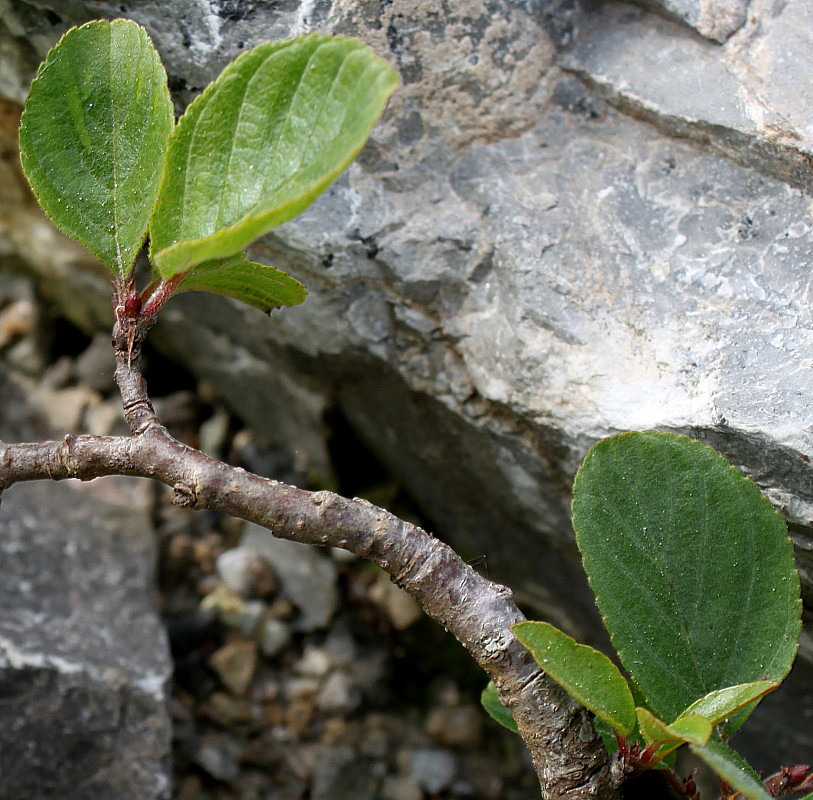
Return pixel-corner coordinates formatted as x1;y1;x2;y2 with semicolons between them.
2;0;813;768
626;0;749;41
0;366;172;800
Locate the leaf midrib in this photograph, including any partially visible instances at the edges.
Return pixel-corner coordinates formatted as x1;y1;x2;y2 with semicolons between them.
107;23;124;274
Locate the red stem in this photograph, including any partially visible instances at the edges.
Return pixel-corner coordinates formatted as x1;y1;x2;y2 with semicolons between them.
140;273;185;319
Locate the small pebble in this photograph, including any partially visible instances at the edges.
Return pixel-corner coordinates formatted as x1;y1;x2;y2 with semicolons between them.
409;748;457;794
74;332;116;393
176;774;202;800
199;691;255;728
33;385;93;433
380;775;423;800
241;524;339;631
199;409;231;458
209;639;258;696
316;670;361;715
287;676;320;701
426;704;483;747
217;546;278;598
0;299;35;349
368;573;423;630
258;617;291;659
295;646;332;678
220;599;267;636
193;738;241;783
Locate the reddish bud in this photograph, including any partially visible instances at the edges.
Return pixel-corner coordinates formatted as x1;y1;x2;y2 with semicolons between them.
124;290;143;318
685;776;697;797
785;764;810;785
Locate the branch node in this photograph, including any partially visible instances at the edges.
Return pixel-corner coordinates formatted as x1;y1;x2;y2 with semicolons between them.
171;482;199;508
54;434;79;477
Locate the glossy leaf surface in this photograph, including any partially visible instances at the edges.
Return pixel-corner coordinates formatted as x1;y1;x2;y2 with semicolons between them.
689;741;771;800
480;682;519;734
513;621;636;734
678;681;777;726
178;253;306;312
636;707;711;749
572;431;801;722
151;33;399;278
19;19;172;274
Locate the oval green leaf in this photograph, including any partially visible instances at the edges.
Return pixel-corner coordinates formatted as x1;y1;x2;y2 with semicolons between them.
512;621;636;735
177;253;306;312
678;681;778;726
480;681;519;735
689;741;771;800
572;431;801;723
637;707;711;749
150;34;399;278
19;19;173;275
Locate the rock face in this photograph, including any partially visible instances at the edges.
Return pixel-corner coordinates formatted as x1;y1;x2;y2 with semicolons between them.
3;0;813;770
0;367;172;799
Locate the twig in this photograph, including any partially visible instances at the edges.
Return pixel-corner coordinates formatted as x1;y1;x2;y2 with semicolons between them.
0;310;619;800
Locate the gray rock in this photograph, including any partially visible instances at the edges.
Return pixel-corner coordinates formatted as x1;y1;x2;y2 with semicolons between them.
241;524;338;632
0;370;172;800
258;617;291;659
311;746;378;800
316;670;362;715
218;598;267;636
208;639;257;696
74;333;116;394
216;545;278;599
564;3;813;187
295;646;332;679
409;748;457;794
426;704;483;748
627;0;749;41
193;736;242;783
380;775;423;800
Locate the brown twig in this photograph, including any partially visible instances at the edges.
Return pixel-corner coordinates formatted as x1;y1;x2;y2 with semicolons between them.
0;308;619;800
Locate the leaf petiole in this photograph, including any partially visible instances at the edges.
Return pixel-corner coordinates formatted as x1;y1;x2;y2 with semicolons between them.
140;274;186;319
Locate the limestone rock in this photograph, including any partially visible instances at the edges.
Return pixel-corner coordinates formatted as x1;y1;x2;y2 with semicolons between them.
564;2;813;186
627;0;749;41
0;370;172;800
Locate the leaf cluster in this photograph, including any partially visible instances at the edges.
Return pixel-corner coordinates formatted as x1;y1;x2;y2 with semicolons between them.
19;19;398;313
483;432;804;799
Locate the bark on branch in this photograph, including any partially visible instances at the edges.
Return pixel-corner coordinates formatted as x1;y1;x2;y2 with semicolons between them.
0;429;617;798
0;309;619;799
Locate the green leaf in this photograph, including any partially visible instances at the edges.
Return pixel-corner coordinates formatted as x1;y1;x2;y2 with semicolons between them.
678;681;777;726
512;621;636;735
636;707;711;749
150;33;399;278
19;19;173;275
689;741;772;800
571;431;801;722
177;253;307;312
480;681;519;735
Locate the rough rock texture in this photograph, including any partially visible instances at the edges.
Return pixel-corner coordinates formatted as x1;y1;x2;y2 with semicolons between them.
2;0;813;771
0;367;172;799
627;0;750;41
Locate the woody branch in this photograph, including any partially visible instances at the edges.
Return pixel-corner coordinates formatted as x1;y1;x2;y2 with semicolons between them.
0;308;618;800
